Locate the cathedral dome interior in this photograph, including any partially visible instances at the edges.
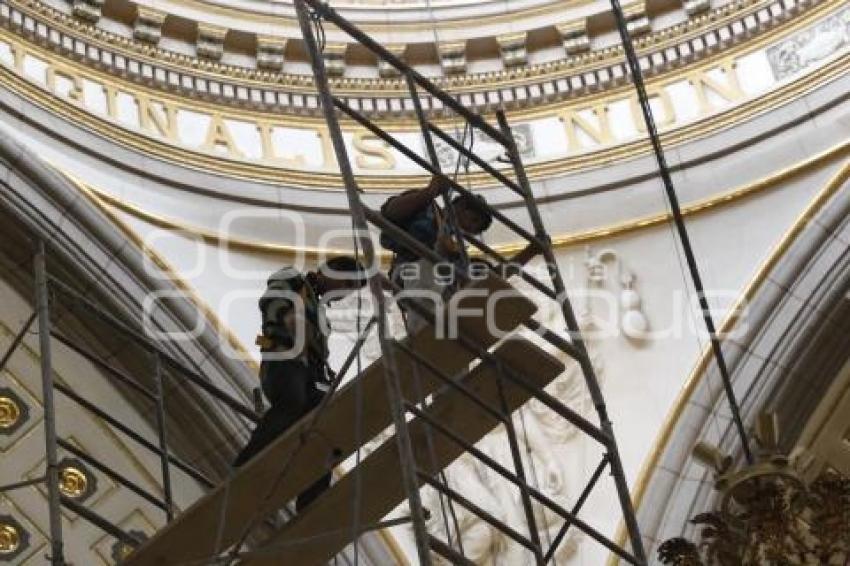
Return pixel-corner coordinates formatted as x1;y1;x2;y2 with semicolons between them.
0;0;847;563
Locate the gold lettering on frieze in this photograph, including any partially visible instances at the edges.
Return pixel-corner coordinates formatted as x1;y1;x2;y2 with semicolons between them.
558;103;613;150
202;113;244;158
256;121;307;168
316;127;338;170
688;58;744;114
102;83;119;119
137;93;178;141
0;28;769;174
46;64;83;103
353;130;396;170
3;42;25;73
630;87;676;132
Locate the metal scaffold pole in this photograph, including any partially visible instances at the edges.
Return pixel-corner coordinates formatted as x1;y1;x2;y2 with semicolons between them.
606;0;753;467
496;111;647;564
34;242;65;565
153;352;174;522
293;1;434;563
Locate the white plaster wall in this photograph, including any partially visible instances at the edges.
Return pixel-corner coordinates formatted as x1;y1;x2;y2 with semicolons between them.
91;145;838;563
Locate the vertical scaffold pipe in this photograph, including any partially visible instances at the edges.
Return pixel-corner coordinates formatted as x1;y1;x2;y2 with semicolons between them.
496;110;647;564
34;242;65;565
293;2;433;564
153;352;174;522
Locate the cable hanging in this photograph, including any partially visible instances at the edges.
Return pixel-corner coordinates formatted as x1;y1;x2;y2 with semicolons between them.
606;0;754;464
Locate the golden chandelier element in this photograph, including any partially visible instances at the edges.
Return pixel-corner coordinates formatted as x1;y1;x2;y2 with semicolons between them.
658;414;850;565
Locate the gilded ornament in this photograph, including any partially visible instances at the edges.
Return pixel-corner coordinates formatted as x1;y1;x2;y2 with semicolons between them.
0;396;20;429
59;466;88;498
659;415;850;565
0;388;27;434
56;458;96;501
0;523;19;554
0;516;27;558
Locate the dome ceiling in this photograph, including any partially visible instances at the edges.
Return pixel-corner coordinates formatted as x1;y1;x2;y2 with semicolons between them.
116;0;590;43
190;0;562;17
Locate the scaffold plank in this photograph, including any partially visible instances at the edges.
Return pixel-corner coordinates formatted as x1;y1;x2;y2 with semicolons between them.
242;337;566;565
125;274;536;566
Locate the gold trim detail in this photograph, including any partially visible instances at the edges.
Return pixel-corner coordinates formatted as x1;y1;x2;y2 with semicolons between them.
0;0;815;97
59;466;90;499
68;138;850;259
607;155;850;564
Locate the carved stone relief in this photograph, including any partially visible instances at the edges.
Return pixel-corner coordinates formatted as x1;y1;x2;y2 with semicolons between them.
582;247;650;344
766;6;850;80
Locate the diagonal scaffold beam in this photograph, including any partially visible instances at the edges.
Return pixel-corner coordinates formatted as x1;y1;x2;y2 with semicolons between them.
607;0;753;468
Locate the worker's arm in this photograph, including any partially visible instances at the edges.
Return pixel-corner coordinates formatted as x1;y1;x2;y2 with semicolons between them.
381;175;447;223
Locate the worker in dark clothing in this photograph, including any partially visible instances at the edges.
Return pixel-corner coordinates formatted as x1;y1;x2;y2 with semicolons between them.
380;175;493;330
233;256;367;511
380;175;493;266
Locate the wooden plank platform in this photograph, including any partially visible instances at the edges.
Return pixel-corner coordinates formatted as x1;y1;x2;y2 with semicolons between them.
241;337;566;565
125;274;536;566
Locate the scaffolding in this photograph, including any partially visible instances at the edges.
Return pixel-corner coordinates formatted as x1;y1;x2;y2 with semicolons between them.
0;240;264;563
284;1;646;563
0;0;654;564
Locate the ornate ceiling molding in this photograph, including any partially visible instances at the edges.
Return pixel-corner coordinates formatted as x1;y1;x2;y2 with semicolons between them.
0;0;845;193
0;4;846;192
4;0;812;105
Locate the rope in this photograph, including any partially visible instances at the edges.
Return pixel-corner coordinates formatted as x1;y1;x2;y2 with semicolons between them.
350;215;365;565
308;5;327;53
404;311;458;552
519;406;556;565
608;0;753;465
441;118;477;556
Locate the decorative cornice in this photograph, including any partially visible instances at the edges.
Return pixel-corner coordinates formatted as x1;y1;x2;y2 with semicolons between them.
0;0;844;192
130;0;587;36
133;6;166;45
0;13;845;192
497;32;528;68
2;0;816;114
195;22;227;62
70;0;102;24
256;36;286;72
557;20;590;56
